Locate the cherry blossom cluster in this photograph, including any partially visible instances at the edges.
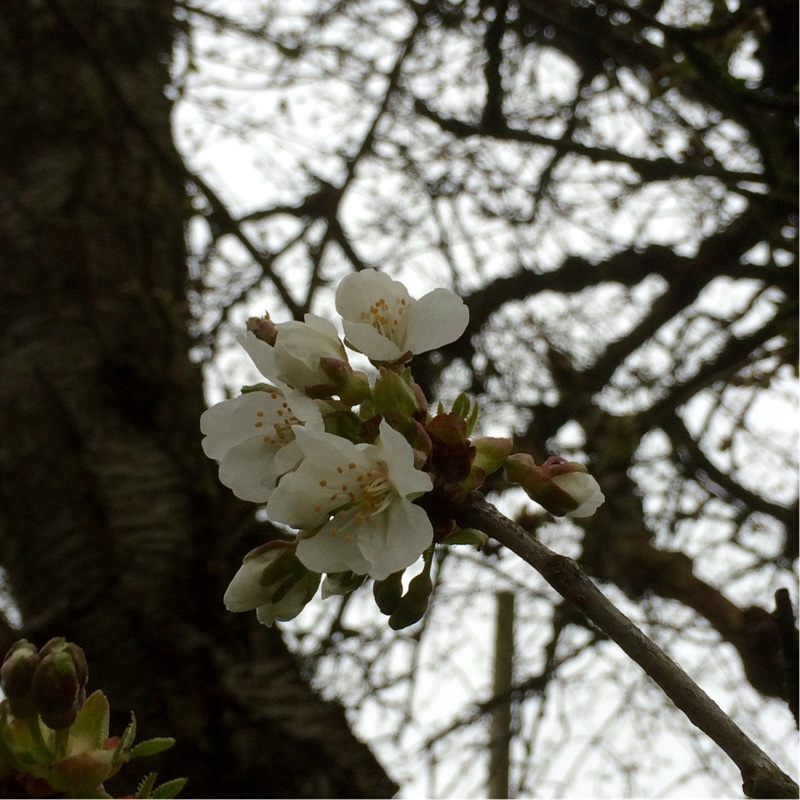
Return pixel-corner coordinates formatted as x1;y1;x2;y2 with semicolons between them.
201;270;604;629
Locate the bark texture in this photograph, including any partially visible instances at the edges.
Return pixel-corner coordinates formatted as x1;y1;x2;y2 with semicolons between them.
0;2;396;796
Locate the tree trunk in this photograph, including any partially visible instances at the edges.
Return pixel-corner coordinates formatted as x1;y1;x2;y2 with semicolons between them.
0;2;396;796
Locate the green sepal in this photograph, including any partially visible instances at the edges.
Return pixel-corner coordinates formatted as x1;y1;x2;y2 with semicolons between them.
322;571;367;599
440;528;489;549
128;737;176;761
372;367;417;418
259;551;301;588
240;382;278;394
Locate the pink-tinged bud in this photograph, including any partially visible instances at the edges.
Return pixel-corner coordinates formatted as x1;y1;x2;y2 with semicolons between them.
504;454;604;517
246;315;279;345
1;640;41;719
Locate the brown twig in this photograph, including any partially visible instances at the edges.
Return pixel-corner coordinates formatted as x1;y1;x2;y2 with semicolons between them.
455;492;799;799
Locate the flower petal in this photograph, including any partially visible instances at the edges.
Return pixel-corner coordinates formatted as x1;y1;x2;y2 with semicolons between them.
341;320;405;361
200;391;278;461
356;499;433;580
218;438;281;502
224;552;278;612
296;520;372;576
402;288;469;355
238;330;279;382
375;421;432;498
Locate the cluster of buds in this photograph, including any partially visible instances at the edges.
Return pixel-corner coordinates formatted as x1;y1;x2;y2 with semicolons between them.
0;639;185;799
202;269;604;630
2;639;87;730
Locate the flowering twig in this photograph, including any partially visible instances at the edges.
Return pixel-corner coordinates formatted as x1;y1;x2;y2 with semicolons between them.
454;491;799;800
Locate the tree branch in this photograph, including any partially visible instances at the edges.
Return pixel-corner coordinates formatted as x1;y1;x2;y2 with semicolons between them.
455;492;799;799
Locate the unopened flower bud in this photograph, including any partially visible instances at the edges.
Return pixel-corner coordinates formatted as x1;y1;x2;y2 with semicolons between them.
1;640;41;719
32;646;87;730
373;570;404;616
247;315;279;345
388;569;433;630
505;454;604;517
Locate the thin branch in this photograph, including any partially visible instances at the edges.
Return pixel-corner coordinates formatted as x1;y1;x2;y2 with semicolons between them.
455;492;799;799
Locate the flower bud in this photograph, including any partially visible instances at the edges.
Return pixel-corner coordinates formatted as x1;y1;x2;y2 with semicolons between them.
32;646;87;730
225;541;320;628
388;569;433;630
504;454;604;517
373;570;404;616
1;640;41;719
247;315;278;345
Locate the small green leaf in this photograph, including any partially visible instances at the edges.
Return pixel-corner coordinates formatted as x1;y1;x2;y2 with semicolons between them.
70;690;110;750
451;392;470;419
129;737;176;760
110;713;137;765
465;399;479;436
152;777;188;799
137;772;158;798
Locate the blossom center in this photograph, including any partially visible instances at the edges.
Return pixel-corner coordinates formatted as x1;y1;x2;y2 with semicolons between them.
360;296;408;342
255;393;304;446
318;460;395;540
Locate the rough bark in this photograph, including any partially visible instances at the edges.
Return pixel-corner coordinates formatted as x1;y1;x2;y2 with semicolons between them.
0;2;396;796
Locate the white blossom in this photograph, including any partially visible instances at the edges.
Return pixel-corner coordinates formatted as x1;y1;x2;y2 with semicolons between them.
239;314;348;392
201;387;323;502
335;269;469;362
267;420;433;580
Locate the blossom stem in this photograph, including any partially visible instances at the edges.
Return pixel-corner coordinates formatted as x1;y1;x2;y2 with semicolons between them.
455;491;798;800
54;728;69;760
